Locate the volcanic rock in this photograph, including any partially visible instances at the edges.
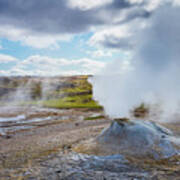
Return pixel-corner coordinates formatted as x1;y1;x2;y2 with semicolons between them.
96;118;178;158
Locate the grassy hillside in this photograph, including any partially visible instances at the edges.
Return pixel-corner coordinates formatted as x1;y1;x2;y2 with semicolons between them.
0;75;102;109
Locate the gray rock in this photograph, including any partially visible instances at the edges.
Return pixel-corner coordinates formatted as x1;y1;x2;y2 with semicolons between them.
96;119;178;158
39;153;150;180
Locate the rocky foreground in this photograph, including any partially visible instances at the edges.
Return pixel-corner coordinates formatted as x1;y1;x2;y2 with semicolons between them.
0;107;180;180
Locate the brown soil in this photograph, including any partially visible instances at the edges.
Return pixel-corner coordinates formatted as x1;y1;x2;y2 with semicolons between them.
0;108;179;180
0;108;109;179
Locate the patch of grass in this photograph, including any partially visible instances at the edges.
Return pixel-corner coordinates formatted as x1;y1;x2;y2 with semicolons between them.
40;76;103;109
27;94;102;109
132;103;149;118
0;75;103;110
41;97;102;109
60;87;91;96
84;115;105;120
59;76;92;96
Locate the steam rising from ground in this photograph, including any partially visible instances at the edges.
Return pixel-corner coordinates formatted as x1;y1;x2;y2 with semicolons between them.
1;77;62;107
91;5;180;121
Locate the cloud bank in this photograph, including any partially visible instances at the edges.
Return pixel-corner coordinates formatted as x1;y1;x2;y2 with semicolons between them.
0;0;159;49
0;0;179;77
0;54;106;76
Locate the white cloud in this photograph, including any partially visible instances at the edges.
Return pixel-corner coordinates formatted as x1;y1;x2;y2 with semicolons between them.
0;26;71;49
0;70;10;76
89;19;146;50
0;54;18;63
144;0;163;11
88;1;180;51
0;55;106;76
128;0;144;3
173;0;180;6
0;42;2;49
68;0;113;10
87;49;113;58
0;0;178;51
0;0;174;51
130;0;180;11
127;0;162;11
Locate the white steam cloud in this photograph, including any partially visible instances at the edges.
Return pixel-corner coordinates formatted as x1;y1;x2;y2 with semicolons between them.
91;5;180;121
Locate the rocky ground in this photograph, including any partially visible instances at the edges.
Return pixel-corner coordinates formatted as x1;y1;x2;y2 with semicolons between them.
0;107;109;179
0;106;179;180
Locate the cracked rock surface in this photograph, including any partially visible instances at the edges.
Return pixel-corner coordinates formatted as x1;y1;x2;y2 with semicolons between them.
38;153;151;180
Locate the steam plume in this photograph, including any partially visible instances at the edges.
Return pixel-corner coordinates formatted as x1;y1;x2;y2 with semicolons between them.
91;5;180;121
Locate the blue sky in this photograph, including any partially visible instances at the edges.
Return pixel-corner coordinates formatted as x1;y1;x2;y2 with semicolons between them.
0;27;122;76
0;0;178;76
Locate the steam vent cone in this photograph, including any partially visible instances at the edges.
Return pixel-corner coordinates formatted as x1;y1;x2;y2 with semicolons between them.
95;118;178;159
74;118;179;159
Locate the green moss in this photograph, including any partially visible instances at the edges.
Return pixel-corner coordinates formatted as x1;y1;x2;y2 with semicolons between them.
84;115;105;120
27;94;102;109
42;98;102;109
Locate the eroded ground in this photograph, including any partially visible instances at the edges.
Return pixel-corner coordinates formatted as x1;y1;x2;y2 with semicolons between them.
0;106;109;179
0;106;179;180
